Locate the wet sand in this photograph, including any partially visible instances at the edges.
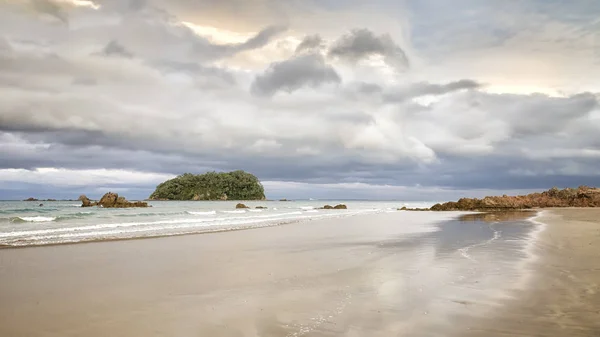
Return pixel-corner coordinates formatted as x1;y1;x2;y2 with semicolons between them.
463;208;600;336
0;210;598;336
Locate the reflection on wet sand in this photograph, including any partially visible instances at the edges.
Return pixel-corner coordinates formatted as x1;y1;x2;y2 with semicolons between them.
459;211;537;222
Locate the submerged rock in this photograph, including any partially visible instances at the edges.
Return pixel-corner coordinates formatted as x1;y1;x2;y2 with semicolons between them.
320;204;347;210
255;206;267;209
236;203;249;209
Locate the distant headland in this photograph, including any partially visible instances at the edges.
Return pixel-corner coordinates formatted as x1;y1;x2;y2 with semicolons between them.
149;170;266;201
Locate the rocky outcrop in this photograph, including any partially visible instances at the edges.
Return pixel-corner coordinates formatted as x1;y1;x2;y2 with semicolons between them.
320;204;347;210
80;192;149;208
78;195;93;207
430;186;600;211
24;197;39;201
236;203;249;209
255;206;267;209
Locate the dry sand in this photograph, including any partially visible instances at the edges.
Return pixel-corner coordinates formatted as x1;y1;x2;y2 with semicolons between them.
463;208;600;336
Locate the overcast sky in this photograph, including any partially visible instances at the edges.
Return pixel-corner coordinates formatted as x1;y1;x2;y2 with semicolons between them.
1;0;600;200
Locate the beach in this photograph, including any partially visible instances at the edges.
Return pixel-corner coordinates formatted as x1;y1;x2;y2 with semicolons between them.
0;209;598;336
463;208;600;336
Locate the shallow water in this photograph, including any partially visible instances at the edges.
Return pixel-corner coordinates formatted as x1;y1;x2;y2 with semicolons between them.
0;211;541;336
0;200;437;246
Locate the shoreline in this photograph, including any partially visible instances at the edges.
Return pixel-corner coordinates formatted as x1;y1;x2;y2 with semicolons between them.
462;208;600;336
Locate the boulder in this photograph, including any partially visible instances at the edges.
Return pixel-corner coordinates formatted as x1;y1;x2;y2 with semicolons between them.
255;206;267;209
79;195;93;207
24;197;39;201
236;203;249;209
98;192;119;207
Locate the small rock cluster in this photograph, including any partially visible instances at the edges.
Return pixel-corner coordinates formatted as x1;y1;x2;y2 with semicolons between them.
79;192;149;208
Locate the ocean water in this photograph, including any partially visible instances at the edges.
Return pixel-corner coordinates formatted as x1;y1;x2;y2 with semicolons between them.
0;200;436;247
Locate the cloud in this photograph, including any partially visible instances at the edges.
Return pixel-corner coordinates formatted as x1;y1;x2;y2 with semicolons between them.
101;40;133;58
295;34;323;53
233;25;287;51
250;54;341;96
1;0;600;200
31;0;68;23
383;79;481;102
328;28;409;69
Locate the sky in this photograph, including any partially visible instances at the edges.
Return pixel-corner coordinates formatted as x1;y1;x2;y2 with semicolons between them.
1;0;600;200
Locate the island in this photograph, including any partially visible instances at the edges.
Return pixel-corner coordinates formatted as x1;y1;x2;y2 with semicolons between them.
149;170;266;201
429;186;600;211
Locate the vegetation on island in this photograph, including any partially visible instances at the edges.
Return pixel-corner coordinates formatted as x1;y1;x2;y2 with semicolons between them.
149;171;266;201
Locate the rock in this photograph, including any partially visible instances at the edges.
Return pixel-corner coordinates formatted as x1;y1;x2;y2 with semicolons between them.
81;192;149;208
39;203;44;207
236;203;249;209
98;192;119;207
320;204;347;210
79;195;93;207
430;186;600;211
255;206;267;209
220;194;228;201
24;197;39;201
279;199;289;201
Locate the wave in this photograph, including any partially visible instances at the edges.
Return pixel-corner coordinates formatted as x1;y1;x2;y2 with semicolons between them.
304;210;318;213
186;211;217;215
0;208;59;214
0;208;382;246
11;216;57;223
247;209;263;212
300;206;315;210
222;210;246;214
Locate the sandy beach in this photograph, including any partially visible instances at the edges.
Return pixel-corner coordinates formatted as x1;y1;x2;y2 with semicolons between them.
0;209;599;336
463;208;600;336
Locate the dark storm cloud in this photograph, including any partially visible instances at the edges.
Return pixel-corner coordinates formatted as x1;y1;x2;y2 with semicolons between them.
250;54;341;96
328;29;409;68
295;35;323;53
384;79;481;102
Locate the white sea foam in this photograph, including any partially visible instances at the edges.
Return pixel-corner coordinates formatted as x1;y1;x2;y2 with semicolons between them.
300;206;315;210
16;216;57;222
247;209;263;212
304;210;318;213
223;210;246;214
186;211;217;215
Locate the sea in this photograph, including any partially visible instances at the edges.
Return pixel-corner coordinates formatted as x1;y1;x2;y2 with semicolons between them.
0;200;437;247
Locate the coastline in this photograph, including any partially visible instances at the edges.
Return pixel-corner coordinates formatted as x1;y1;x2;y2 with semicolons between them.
463;208;600;336
0;209;598;336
